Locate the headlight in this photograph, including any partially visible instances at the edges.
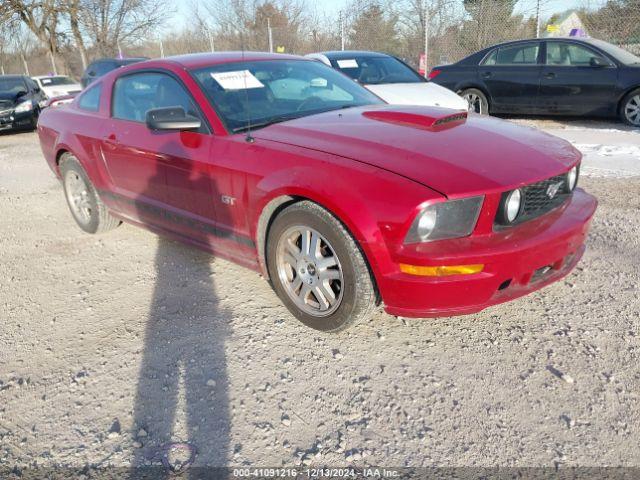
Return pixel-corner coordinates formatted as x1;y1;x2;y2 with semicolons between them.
14;100;33;113
405;196;484;244
565;165;578;192
496;188;523;225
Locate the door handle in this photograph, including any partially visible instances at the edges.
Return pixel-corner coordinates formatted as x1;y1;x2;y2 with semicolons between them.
544;72;556;79
481;71;492;78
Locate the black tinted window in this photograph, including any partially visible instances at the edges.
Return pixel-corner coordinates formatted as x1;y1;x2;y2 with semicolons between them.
483;43;540;65
546;42;607;66
78;83;102;111
112;72;198;122
92;62;116;76
0;77;27;94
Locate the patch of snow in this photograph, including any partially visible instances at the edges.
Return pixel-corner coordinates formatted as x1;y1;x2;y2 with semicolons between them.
573;143;640;158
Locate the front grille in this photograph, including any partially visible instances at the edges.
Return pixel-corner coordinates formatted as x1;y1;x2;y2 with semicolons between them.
521;174;569;218
496;173;571;227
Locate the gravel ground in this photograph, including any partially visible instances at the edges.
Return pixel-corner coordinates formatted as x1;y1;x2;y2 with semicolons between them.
1;124;639;471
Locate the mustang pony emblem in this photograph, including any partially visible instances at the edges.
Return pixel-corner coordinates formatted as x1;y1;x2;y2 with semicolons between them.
546;181;564;199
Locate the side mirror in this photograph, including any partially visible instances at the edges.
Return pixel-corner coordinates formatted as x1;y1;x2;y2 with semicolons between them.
146;107;202;131
590;56;609;67
15;90;28;98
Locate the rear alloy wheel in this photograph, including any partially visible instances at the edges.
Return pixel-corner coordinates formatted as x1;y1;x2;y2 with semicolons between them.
460;88;489;115
267;201;377;332
621;89;640;126
59;153;121;234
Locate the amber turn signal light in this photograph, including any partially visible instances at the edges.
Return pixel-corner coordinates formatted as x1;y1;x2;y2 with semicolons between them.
399;263;484;276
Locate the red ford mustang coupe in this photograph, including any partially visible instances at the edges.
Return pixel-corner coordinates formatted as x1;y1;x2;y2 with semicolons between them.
37;52;597;332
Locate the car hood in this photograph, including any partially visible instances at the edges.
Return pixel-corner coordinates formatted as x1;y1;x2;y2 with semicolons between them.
0;95;19;110
252;105;580;197
364;82;469;110
41;84;82;97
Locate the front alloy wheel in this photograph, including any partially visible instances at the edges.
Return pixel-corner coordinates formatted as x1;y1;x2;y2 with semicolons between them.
267;201;377;332
276;226;344;317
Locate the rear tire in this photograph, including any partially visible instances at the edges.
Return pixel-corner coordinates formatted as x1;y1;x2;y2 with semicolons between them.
620;88;640;127
460;88;489;115
59;153;121;234
266;201;377;332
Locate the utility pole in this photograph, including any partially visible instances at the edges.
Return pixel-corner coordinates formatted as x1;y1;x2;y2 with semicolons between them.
535;0;541;38
208;29;215;52
159;37;164;58
423;4;429;78
267;17;273;53
339;11;345;51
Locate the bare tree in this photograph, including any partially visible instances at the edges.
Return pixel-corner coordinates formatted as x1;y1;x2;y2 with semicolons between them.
78;0;171;57
61;0;88;68
0;0;63;73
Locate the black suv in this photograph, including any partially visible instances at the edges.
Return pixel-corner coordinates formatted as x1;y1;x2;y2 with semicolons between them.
0;75;47;132
80;57;148;88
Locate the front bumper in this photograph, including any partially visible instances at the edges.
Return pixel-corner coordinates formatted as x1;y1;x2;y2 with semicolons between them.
379;189;597;318
0;110;36;131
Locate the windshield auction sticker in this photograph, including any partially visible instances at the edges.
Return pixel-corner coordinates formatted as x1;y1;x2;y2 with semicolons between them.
210;70;265;90
337;59;358;69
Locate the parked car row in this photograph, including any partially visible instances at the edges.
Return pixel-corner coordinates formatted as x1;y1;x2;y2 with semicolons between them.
0;57;149;133
2;36;639;134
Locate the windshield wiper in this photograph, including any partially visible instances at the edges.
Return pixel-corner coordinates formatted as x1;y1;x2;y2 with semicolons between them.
232;113;305;134
231;105;360;134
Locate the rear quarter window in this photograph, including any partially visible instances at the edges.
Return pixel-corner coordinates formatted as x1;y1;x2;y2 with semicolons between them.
78;83;102;112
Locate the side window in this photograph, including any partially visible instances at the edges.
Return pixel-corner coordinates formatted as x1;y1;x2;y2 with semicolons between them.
78;83;102;112
546;42;607;66
491;43;540;65
482;49;497;66
112;72;199;123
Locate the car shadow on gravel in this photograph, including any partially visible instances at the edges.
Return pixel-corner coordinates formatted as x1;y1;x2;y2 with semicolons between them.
129;134;232;478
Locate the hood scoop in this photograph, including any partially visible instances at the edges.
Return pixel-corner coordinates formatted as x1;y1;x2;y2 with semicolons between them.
362;108;467;131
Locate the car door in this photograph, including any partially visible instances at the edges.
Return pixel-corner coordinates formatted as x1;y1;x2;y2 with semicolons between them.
101;71;216;239
478;41;542;113
539;41;618;116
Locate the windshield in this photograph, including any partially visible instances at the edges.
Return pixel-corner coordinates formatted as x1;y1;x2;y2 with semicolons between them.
0;77;27;97
589;39;640;65
192;59;382;133
39;76;76;87
330;55;423;85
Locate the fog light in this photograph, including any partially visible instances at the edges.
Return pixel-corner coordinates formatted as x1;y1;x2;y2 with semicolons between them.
400;263;484;276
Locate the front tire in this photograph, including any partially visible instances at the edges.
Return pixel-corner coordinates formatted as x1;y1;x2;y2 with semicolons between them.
620;88;640;127
266;201;377;332
59;153;121;234
460;88;489;115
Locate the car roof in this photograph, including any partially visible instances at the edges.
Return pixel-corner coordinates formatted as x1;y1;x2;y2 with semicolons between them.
0;74;27;79
488;37;600;49
155;51;306;69
315;50;390;60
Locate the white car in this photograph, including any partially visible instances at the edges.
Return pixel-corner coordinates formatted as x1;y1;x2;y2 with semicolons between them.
305;51;468;111
32;75;82;100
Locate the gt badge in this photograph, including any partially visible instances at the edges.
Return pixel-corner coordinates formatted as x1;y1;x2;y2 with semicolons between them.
221;195;236;205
